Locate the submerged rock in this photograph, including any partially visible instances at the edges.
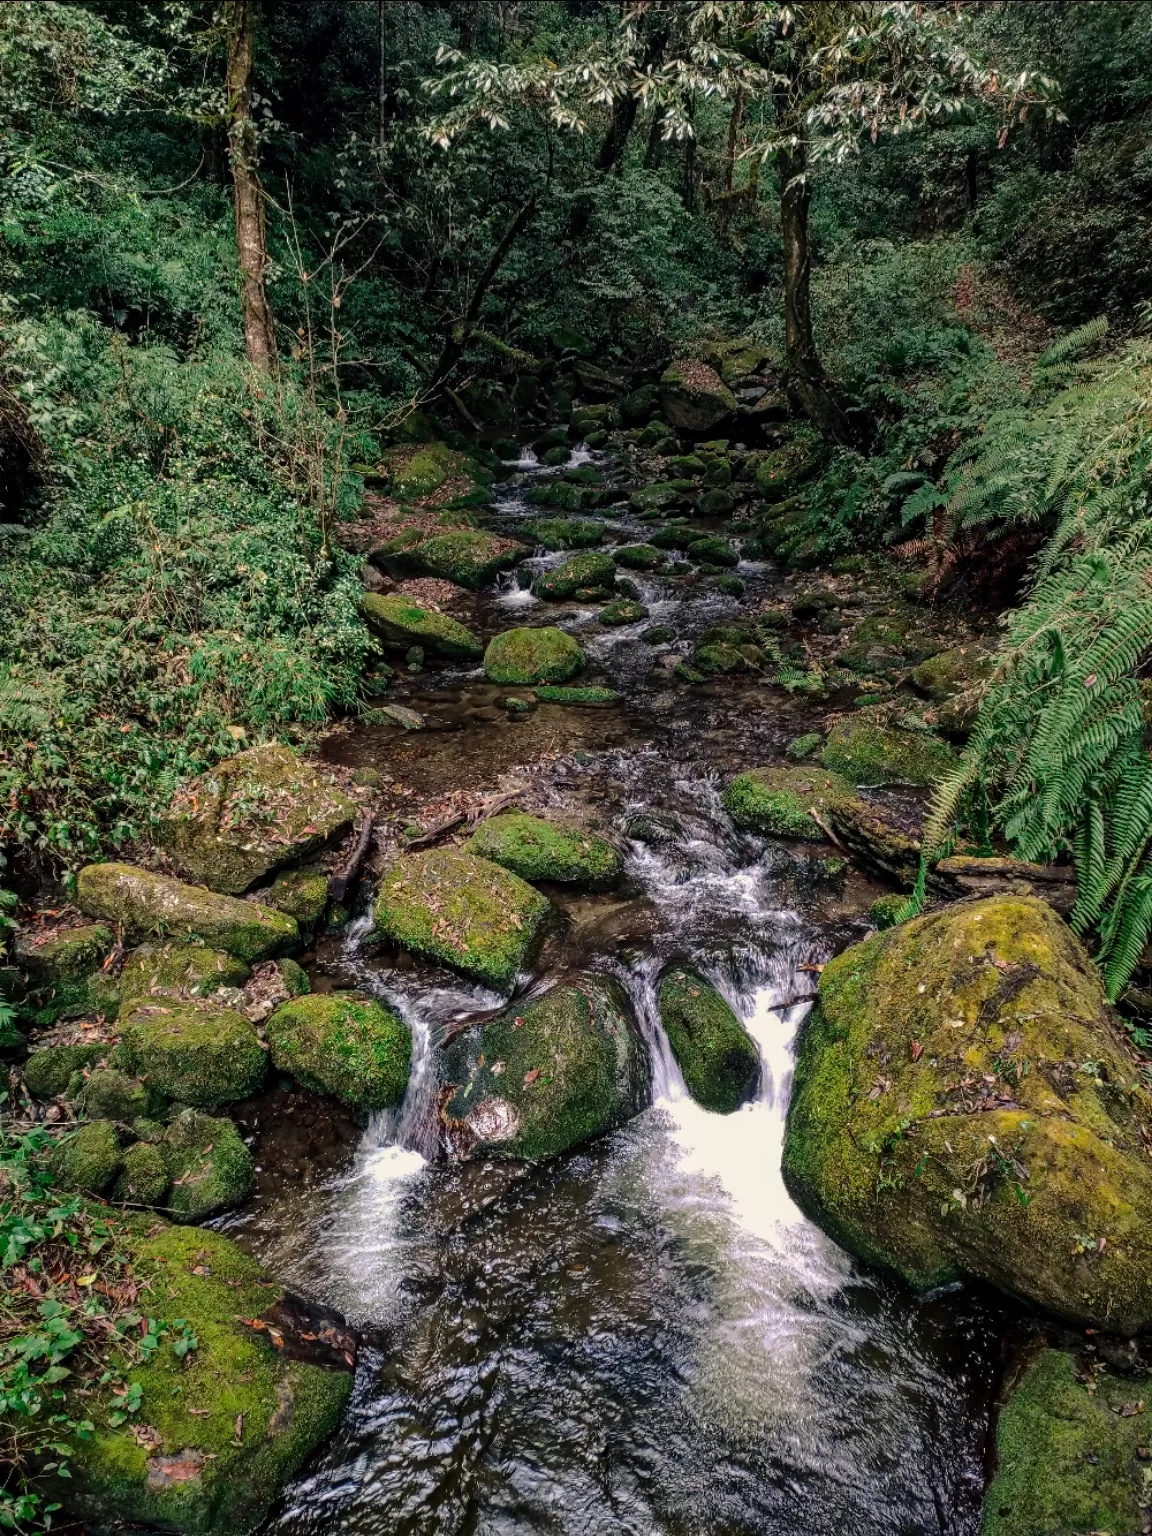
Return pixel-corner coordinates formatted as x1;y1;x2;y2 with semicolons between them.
373;848;551;990
160;1108;254;1222
820;717;956;786
658;964;759;1114
483;627;584;685
784;896;1152;1332
76;864;298;960
158;744;356;896
56;1222;352;1536
660;359;736;433
531;551;616;601
267;992;411;1110
362;593;483;660
723;766;856;839
466;813;622;889
118;999;266;1108
440;975;647;1160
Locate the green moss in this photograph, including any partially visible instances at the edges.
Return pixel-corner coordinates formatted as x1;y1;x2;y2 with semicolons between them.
869;894;909;930
711;572;745;596
658;965;759;1114
531;552;616;601
787;733;823;760
534;685;619;705
820;718;956;786
268;868;330;925
483;627;585;685
783;896;1152;1331
688;536;738;568
374;848;551;990
23;1042;107;1099
275;957;311;997
361;593;482;660
693;641;762;674
528;519;604;550
722;766;856;839
60;1223;351;1535
612;544;663;570
119;1001;266;1108
158;745;356;896
629;482;685;513
600;599;649;626
53;1119;122;1194
660;360;736;433
754;440;818;503
440;975;646;1160
378;528;522;589
161;1109;253;1222
466;813;622;889
113;1140;170;1206
120;943;251;1006
267;992;411;1109
14;923;119;1024
383;441;489;501
77;864;298;960
80;1068;161;1122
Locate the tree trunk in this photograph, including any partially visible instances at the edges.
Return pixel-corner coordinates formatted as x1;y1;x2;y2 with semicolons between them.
435;196;538;384
717;88;745;242
225;0;275;371
569;21;668;238
643;107;666;170
776;133;862;448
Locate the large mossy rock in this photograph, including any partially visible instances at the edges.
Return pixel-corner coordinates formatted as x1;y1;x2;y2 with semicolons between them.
373;849;551;990
466;813;621;889
783;896;1152;1332
660;359;736;434
158;745;356;896
160;1109;254;1222
981;1345;1152;1536
911;642;995;739
119;1000;266;1108
120;943;251;1007
381;441;491;502
754;440;819;503
362;593;482;661
23;1041;108;1099
14;923;119;1024
528;518;604;551
658;964;759;1114
59;1223;352;1536
531;551;616;601
483;627;584;685
820;717;956;786
723;766;856;839
76;864;298;961
440;975;647;1160
703;337;774;384
52;1119;122;1194
267;992;411;1110
374;528;522;590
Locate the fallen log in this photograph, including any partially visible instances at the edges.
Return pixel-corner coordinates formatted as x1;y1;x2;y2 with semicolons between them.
328;808;375;904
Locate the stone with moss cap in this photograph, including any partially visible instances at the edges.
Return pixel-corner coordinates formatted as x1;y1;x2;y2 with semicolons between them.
113;1139;170;1206
159;1109;253;1222
361;592;482;661
375;528;522;590
612;544;664;571
374;848;551;990
440;975;647;1160
484;627;584;686
52;1119;122;1194
14;923;119;1025
158;745;356;896
660;359;736;433
820;717;956;786
527;518;604;551
600;599;649;627
783;895;1152;1332
381;441;492;502
466;813;621;890
120;943;251;1007
687;535;738;568
23;1042;108;1100
981;1345;1150;1536
531;552;616;601
119;1000;265;1108
267;992;411;1110
534;685;619;705
79;1068;161;1123
267;867;330;925
722;765;856;840
76;864;298;961
658;964;759;1114
54;1221;352;1535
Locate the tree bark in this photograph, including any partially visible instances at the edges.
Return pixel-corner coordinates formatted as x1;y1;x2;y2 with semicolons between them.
717;88;745;242
569;21;668;238
225;0;275;371
435;195;538;384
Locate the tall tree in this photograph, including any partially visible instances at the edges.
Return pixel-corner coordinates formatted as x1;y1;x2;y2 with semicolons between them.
225;0;276;370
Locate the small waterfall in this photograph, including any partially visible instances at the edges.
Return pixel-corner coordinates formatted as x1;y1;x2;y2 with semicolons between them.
512;444;540;468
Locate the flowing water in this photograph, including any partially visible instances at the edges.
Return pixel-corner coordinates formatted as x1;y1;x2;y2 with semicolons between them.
219;448;1008;1535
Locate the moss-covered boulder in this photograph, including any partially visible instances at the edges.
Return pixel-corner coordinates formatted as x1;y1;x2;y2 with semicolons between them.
440;975;647;1160
600;598;648;626
821;718;956;786
660;360;736;434
466;813;621;889
58;1223;352;1535
113;1139;171;1206
483;627;584;685
723;766;856;839
381;441;490;501
158;745;356;896
362;593;483;661
120;943;251;1007
658;965;759;1114
703;337;775;384
79;1068;161;1123
612;544;663;571
754;440;819;503
373;849;551;990
784;896;1152;1332
981;1345;1152;1536
76;864;298;961
23;1041;108;1099
267;867;330;925
531;552;616;601
687;535;738;568
52;1119;122;1194
374;528;522;590
14;923;119;1024
119;1000;266;1108
528;518;604;551
266;992;411;1110
160;1109;254;1222
629;482;687;514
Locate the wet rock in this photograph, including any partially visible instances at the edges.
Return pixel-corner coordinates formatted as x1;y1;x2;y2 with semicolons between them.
827;797;924;885
118;999;266;1108
600;598;649;626
373;848;552;990
158;745;356;896
76;864;299;960
440;975;647;1160
267;992;411;1110
528;518;604;550
722;766;856;839
120;943;252;1007
699;488;735;517
821;717;956;786
641;625;674;645
55;1223;352;1534
660;359;736;434
484;627;585;685
541;444;570;466
52;1118;121;1194
687;535;738;568
374;528;523;590
531;551;616;601
784;896;1152;1332
657;964;759;1114
466;813;622;889
612;543;664;570
362;593;483;661
14;923;118;1025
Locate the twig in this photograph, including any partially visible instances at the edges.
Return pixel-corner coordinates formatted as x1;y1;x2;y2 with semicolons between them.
328;808;375;904
775;992;819;1010
808;807;849;852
